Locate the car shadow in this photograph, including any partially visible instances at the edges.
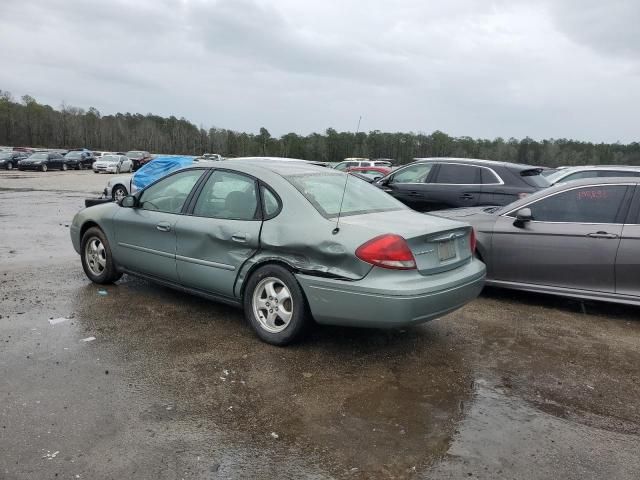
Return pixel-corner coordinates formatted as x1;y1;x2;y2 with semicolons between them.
481;286;639;321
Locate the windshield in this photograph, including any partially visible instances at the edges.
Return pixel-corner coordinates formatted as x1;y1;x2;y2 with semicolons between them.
544;169;574;184
65;152;82;159
29;153;48;160
101;155;120;163
126;151;144;159
285;172;405;218
0;152;13;159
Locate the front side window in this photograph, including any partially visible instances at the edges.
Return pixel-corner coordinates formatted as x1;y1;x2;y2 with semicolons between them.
433;164;480;184
520;185;628;223
390;163;433;184
192;170;258;220
286;172;405;218
140;170;203;214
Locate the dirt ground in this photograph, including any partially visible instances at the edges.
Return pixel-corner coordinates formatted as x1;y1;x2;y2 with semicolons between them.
1;170;639;479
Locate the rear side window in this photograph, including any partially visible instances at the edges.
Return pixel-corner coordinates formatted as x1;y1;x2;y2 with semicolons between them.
192;170;258;220
598;170;640;178
433;164;480;184
261;186;280;218
481;168;501;184
286;172;404;218
525;185;628;223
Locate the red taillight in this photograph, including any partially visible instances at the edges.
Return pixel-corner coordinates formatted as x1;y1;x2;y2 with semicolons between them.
355;234;416;270
470;228;477;254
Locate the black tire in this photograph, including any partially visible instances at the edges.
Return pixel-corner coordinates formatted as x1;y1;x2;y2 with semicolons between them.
41;164;48;172
242;264;310;345
80;227;122;284
112;185;128;202
6;161;13;170
61;163;68;171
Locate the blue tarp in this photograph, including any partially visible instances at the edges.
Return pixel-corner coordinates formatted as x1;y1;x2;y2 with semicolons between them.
132;156;194;191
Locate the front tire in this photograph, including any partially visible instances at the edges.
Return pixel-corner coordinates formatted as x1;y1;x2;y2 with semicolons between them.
41;164;48;172
243;264;309;345
112;185;127;202
80;227;122;284
6;161;13;170
61;163;68;171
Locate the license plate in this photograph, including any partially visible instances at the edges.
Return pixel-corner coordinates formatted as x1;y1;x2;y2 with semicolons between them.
437;239;456;261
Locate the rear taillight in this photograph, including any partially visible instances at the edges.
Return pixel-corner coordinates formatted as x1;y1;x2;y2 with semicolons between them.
469;228;477;255
355;234;416;270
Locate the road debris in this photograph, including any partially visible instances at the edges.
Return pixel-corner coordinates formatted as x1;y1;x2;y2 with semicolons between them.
97;290;108;296
81;336;96;342
49;317;70;326
270;432;279;439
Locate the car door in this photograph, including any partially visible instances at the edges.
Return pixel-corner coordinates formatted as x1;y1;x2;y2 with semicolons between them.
174;170;262;298
379;163;435;211
425;163;482;210
491;184;631;292
615;185;640;297
113;169;205;281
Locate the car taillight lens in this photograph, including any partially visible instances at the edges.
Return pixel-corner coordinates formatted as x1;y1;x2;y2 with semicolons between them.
469;228;477;255
355;234;416;270
518;192;530;199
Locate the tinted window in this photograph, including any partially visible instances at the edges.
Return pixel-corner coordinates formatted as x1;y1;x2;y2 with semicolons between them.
481;168;501;184
525;185;628;223
433;164;480;184
286;172;404;218
562;171;599;182
140;170;203;214
261;186;280;218
192;170;258;220
390;163;433;183
597;170;640;178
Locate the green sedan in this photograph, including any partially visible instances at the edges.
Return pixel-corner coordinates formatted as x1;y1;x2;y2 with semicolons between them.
70;158;485;345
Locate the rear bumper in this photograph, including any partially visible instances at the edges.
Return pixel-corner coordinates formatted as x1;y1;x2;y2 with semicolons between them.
296;259;485;328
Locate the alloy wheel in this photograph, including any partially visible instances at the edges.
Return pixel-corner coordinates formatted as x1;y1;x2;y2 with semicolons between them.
252;277;294;333
84;237;106;276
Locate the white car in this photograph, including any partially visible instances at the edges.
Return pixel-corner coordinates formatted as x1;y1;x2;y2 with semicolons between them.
334;158;392;171
93;154;134;175
545;165;640;185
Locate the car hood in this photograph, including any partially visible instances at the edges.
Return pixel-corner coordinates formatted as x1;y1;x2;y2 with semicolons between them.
20;158;42;163
95;161;118;167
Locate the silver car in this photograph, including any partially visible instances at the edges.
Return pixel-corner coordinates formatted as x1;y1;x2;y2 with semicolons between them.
435;177;640;306
545;165;640;185
70;158;485;345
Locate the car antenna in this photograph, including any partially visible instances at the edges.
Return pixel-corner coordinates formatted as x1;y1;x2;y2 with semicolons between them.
332;115;362;235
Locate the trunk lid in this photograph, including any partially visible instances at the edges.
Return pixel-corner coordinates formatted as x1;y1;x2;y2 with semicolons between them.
338;209;474;275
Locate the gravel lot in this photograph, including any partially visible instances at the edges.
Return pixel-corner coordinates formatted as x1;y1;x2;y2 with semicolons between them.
1;170;640;479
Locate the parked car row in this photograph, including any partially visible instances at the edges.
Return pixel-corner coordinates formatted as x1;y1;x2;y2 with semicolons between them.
71;156;640;346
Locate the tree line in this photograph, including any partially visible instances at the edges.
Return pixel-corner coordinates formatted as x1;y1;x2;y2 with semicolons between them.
1;90;639;167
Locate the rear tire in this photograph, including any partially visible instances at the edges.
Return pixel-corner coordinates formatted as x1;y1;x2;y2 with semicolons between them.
41;164;48;172
61;163;68;171
243;264;310;345
6;161;13;170
80;227;122;284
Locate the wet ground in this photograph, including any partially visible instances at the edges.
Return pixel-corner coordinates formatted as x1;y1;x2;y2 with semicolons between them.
1;170;640;479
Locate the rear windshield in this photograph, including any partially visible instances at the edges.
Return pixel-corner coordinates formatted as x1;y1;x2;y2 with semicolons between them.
518;168;550;188
285;172;405;218
126;151;144;158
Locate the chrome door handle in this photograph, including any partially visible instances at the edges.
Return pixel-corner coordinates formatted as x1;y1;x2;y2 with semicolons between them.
587;231;618;239
156;222;171;232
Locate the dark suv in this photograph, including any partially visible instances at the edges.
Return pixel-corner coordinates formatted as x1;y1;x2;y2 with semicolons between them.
375;158;550;211
64;150;96;170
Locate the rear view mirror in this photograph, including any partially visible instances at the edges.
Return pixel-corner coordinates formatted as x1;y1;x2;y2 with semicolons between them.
513;207;532;228
120;195;138;208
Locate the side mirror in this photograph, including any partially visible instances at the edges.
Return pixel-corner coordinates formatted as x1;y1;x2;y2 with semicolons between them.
120;195;138;208
513;207;532;228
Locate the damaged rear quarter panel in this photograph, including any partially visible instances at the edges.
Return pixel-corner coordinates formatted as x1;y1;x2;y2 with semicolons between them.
234;173;375;298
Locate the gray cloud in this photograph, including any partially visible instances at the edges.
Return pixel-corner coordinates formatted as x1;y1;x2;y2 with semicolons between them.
0;0;638;142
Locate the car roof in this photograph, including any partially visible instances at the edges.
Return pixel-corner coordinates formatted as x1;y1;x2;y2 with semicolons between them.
221;157;332;176
412;157;540;171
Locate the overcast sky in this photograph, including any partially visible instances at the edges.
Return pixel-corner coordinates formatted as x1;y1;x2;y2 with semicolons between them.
1;0;638;142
